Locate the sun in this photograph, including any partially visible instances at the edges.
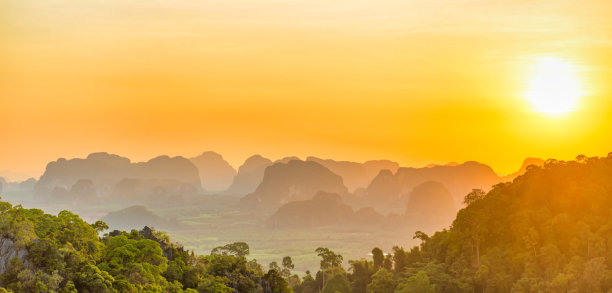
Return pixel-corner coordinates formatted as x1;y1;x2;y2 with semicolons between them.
525;58;584;116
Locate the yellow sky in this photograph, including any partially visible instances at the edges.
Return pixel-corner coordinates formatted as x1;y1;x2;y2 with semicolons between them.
1;0;612;180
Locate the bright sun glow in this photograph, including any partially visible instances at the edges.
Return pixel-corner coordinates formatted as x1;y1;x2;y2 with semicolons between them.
525;58;584;116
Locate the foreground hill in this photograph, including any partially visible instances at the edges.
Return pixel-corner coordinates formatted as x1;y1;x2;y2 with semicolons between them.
240;160;348;212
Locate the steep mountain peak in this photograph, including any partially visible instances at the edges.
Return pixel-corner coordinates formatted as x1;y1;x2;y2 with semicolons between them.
518;157;546;173
190;151;237;192
305;157;399;192
501;157;545;181
224;155;273;195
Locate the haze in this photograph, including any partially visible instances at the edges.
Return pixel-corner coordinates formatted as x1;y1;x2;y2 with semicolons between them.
2;0;612;180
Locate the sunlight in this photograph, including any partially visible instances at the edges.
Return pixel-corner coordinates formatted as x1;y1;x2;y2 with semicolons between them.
525;58;584;116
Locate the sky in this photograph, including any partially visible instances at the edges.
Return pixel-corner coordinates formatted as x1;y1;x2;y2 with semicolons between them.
1;0;612;180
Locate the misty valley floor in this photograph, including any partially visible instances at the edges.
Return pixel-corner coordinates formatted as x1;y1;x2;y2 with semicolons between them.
0;191;421;274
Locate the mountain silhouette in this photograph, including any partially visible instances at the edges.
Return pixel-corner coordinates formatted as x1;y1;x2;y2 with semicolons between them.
224;155;273;195
35;153;201;202
267;191;383;229
100;205;180;231
240;160;348;211
364;169;400;203
267;191;354;228
501;157;545;181
275;156;301;164
364;161;500;210
404;181;457;233
306;157;399;192
190;151;237;192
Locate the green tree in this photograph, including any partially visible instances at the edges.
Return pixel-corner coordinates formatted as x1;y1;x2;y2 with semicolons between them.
294;271;317;293
196;275;234;293
281;256;294;278
264;268;291;293
316;247;343;289
211;242;250;258
366;268;396;293
392;246;407;274
463;189;485;206
395;271;434;293
322;272;350;293
371;248;384;270
316;247;343;269
348;259;375;293
383;254;393;271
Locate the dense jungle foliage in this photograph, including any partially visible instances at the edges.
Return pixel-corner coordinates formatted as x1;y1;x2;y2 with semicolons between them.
0;200;291;292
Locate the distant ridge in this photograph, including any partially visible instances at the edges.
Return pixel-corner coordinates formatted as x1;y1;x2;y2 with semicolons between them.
224;155;273;195
267;191;384;229
240;160;348;211
190;151;237;192
404;181;456;233
501;157;545;181
100;205;180;231
35;152;201;202
363;161;501;211
306;157;399;192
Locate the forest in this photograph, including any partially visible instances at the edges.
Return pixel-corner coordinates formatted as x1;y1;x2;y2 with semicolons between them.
1;153;612;292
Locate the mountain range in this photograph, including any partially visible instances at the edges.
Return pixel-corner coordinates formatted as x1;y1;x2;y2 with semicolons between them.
2;151;544;231
34;152;202;204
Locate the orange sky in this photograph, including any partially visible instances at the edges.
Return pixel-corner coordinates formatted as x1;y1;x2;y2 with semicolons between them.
1;0;612;180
